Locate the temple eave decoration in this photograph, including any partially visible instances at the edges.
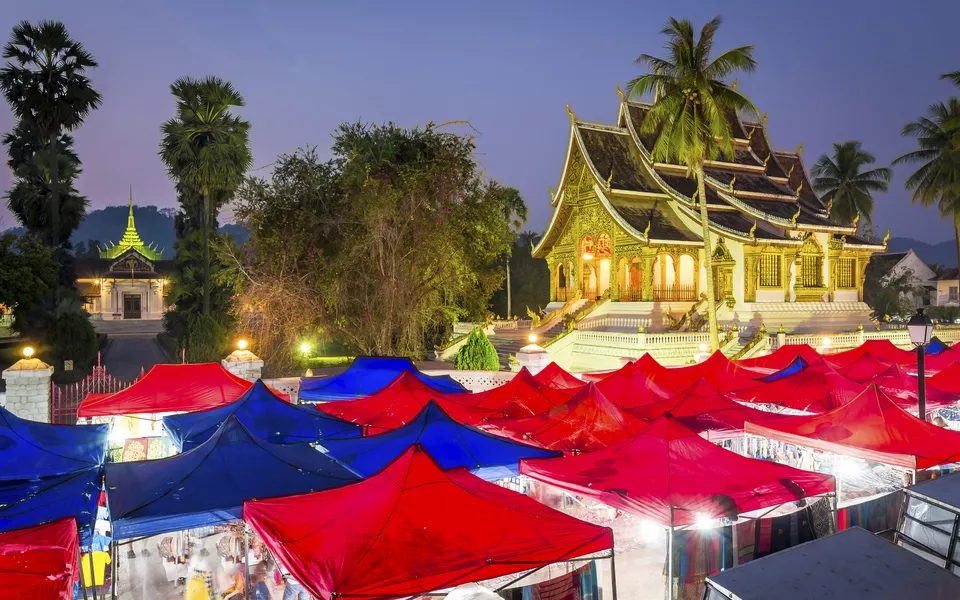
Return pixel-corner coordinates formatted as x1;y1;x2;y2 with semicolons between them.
99;195;163;261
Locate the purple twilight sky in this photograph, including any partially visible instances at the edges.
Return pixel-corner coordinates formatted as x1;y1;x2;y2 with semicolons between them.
2;0;960;241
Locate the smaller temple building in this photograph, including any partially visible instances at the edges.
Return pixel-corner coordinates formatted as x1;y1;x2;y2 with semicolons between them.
76;198;173;320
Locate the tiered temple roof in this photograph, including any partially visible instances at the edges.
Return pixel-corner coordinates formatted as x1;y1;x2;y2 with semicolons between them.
99;194;163;261
533;91;887;258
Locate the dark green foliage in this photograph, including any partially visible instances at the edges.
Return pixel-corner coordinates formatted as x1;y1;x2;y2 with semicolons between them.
73;239;101;259
47;309;97;381
0;233;56;321
811;141;891;225
863;261;919;321
455;329;499;371
489;231;549;318
182;313;228;364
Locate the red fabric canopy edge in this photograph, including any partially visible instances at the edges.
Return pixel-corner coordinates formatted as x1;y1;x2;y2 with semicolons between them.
0;517;78;600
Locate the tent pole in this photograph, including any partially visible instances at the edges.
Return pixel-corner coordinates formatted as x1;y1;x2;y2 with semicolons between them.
609;531;619;600
111;541;118;600
79;549;90;600
244;527;251;600
731;518;739;568
668;508;675;600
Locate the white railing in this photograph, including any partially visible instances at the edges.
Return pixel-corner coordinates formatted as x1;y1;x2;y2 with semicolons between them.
262;377;302;403
422;369;515;392
578;316;653;332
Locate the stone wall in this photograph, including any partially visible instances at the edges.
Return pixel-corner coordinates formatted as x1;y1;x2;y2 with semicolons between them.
1;358;53;422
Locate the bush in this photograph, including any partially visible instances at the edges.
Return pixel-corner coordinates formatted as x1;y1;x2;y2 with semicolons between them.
47;311;98;382
184;313;229;363
454;329;500;371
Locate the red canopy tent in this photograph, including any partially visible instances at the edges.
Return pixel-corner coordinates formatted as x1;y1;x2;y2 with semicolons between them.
836;352;894;383
581;353;664;384
520;416;834;527
745;384;960;470
628;378;795;440
77;363;282;417
827;339;916;367
646;352;766;394
482;383;646;453
733;358;865;413
0;517;78;600
315;372;497;434
593;360;672;409
244;446;613;600
532;362;586;391
928;362;960;394
734;344;822;371
448;368;574;418
919;349;960;374
863;364;959;414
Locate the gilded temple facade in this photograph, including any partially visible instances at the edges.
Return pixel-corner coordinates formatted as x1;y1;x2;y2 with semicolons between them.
533;89;887;336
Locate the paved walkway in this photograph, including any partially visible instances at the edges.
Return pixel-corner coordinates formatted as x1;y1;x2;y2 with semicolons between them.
101;335;169;380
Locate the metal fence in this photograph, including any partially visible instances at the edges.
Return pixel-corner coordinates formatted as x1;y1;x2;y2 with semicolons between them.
50;354;142;424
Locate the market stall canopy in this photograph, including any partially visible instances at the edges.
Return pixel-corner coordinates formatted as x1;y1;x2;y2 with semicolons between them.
628;378;793;440
449;368;574;418
754;356;809;383
827;339;916;367
0;517;79;600
928;362;960;394
299;357;466;402
318;401;558;479
483;383;645;453
592;360;672;409
836;352;894;383
106;415;358;539
927;337;951;355
704;527;960;600
315;372;495;434
78;363;262;417
871;364;960;414
244;446;612;600
532;362;586;391
520;416;834;527
735;343;822;371
0;407;107;479
733;358;864;412
647;351;767;394
0;467;101;547
744;384;960;469
922;348;960;374
163;380;360;452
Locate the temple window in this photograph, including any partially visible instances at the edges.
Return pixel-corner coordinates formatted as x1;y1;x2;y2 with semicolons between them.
836;258;856;289
802;254;824;287
759;254;781;287
596;233;612;256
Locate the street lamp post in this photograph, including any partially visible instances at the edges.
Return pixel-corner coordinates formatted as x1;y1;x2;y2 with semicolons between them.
907;308;934;420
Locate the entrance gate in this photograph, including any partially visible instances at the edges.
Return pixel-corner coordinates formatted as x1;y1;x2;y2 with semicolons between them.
50;354;142;424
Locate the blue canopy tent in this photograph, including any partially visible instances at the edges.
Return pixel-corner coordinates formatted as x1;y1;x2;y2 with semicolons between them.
755;356;809;383
162;380;361;452
106;415;359;539
0;407;107;479
299;357;467;402
927;337;950;355
0;466;102;547
317;401;559;480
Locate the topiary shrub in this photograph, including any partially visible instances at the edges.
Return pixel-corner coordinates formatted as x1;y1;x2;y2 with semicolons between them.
48;311;98;382
455;328;500;371
183;313;229;363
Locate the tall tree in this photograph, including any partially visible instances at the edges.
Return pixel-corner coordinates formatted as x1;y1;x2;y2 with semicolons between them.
811;141;891;226
159;76;251;316
498;186;527;318
893;98;960;269
0;20;101;256
626;16;757;350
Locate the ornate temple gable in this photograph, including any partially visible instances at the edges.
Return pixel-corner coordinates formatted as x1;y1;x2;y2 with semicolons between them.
100;195;163;261
774;149;826;211
109;248;155;274
741;117;790;182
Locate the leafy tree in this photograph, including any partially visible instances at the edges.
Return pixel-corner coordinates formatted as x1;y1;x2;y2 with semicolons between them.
0;20;100;258
231;125;523;371
159;76;252;317
73;239;101;259
489;231;549;318
863;262;921;321
455;329;499;371
626;16;757;350
0;233;56;323
893;98;960;269
811;141;891;226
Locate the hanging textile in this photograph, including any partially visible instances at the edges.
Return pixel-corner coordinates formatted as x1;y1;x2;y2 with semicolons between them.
837;491;903;534
519;562;597;600
666;526;733;600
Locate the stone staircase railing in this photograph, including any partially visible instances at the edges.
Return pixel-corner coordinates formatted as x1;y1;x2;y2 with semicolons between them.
670;294;708;331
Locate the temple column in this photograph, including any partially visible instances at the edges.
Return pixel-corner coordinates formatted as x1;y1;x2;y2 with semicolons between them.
640;247;656;302
743;246;759;303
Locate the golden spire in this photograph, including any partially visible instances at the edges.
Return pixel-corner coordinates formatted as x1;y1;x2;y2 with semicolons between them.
643;219;652;238
728;176;736;193
731;79;739;90
762;153;771;168
747;127;756;141
852;212;861;228
795;142;804;157
882;228;891;246
566;103;577;125
786;163;795;178
606;169;614;189
615;84;626;103
760;112;769;127
791;206;801;227
749;220;757;239
795;181;803;197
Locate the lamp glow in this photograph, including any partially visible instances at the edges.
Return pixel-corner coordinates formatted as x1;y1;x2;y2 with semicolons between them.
22;346;34;359
237;339;249;351
699;343;708;352
299;342;311;353
638;519;661;543
695;513;715;530
582;252;594;261
821;337;831;347
527;333;538;344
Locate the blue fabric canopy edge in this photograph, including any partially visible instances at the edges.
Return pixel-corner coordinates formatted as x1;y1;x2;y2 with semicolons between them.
162;380;361;452
106;414;359;540
0;466;102;548
299;357;467;401
317;400;559;479
0;406;108;480
756;356;809;383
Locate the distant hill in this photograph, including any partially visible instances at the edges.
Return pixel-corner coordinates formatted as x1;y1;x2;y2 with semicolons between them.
886;237;957;269
4;205;249;259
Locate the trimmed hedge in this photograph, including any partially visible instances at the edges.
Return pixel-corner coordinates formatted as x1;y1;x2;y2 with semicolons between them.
455;329;500;371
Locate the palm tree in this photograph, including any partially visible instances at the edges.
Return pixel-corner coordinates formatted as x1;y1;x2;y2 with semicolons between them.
626;16;757;350
159;76;252;316
0;20;101;252
810;141;891;226
893;98;960;268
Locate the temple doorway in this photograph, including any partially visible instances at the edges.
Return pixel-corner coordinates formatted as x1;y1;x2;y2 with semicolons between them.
123;293;142;320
